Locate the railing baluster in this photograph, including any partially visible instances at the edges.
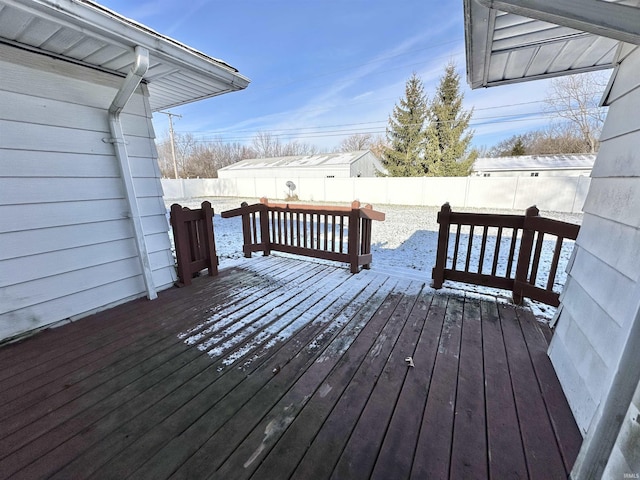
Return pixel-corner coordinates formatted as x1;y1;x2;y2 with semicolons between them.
465;225;474;272
529;231;545;286
506;228;519;278
453;224;462;270
478;226;488;274
547;237;564;291
322;214;327;251
492;226;503;276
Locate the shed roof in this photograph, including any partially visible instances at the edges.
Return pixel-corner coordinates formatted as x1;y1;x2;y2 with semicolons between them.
0;0;250;110
219;151;375;171
474;154;596;172
464;0;640;89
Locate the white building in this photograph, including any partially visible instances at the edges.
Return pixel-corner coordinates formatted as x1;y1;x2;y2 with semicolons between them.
473;154;596;177
0;0;249;342
217;150;386;179
465;1;640;478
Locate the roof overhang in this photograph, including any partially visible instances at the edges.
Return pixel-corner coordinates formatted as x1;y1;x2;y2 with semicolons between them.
0;0;250;110
464;0;640;89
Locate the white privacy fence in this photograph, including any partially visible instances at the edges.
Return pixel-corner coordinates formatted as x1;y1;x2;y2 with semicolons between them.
162;175;590;213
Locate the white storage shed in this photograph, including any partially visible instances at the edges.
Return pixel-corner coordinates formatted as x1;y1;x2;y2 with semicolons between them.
217;150;386;179
0;0;249;342
472;154;596;177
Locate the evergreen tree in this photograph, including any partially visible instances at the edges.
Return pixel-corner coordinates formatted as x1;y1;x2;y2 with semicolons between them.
424;63;477;176
382;73;428;176
510;136;526;156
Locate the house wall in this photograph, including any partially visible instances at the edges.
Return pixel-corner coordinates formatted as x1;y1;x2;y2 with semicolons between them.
602;377;640;478
0;44;176;342
548;46;640;435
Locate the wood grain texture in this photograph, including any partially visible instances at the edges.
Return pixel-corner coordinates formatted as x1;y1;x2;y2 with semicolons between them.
0;257;580;480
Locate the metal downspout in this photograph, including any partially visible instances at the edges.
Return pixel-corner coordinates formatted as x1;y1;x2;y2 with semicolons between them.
107;46;157;300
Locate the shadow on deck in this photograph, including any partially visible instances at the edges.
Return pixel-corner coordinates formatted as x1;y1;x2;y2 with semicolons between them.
0;256;582;479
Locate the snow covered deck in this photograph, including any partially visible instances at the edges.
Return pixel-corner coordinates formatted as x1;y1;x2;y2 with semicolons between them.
0;256;581;479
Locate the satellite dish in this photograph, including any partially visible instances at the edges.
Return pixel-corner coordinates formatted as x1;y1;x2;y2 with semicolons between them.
286;180;296;191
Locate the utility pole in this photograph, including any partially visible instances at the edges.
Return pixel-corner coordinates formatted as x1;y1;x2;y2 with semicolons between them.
158;111;182;179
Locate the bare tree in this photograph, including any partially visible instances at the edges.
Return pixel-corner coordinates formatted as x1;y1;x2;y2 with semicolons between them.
338;133;373;152
544;71;609;153
251;131;318;158
155;133;256;178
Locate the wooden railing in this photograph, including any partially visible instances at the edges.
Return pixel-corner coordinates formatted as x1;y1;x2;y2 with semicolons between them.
432;203;580;307
221;198;385;273
170;201;218;286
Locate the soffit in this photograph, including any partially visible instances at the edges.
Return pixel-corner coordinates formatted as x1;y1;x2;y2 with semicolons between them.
0;0;250;110
464;0;640;88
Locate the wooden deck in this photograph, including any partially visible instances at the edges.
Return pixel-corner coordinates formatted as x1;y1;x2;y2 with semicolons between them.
0;256;582;480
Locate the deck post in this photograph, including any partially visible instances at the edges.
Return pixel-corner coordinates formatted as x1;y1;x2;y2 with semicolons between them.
348;201;361;274
259;197;271;256
170;204;191;286
200;201;218;276
513;205;539;304
239;201;253;258
432;203;452;289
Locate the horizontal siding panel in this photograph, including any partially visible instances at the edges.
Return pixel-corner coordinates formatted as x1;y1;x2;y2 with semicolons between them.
151;265;177;290
0;44;147;115
563;316;610;408
1;257;143;315
548;321;597;434
133;177;165;198
604;46;640;105
0;177;124;205
138;198;168;219
577;213;640;281
146;232;173;254
570;246;637;328
559;273;625;368
600;87;640;141
0;120;156;158
0;219;133;261
149;249;175;272
0;150;120;178
0;238;138;288
0;199;129;233
1;150;159;179
129;156;161;178
0;276;146;341
0;90;151;138
583;177;640;228
592;130;640;178
141;215;172;236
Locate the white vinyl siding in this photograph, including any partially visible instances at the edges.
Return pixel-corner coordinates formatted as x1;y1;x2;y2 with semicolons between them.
548;46;640;435
0;44;175;341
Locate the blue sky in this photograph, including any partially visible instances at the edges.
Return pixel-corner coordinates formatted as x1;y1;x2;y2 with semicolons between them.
99;0;560;151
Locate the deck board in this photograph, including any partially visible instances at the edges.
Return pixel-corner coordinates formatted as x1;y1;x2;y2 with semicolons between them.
0;256;581;480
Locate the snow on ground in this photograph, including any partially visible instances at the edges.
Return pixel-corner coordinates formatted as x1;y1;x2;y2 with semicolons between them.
166;197;582;321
